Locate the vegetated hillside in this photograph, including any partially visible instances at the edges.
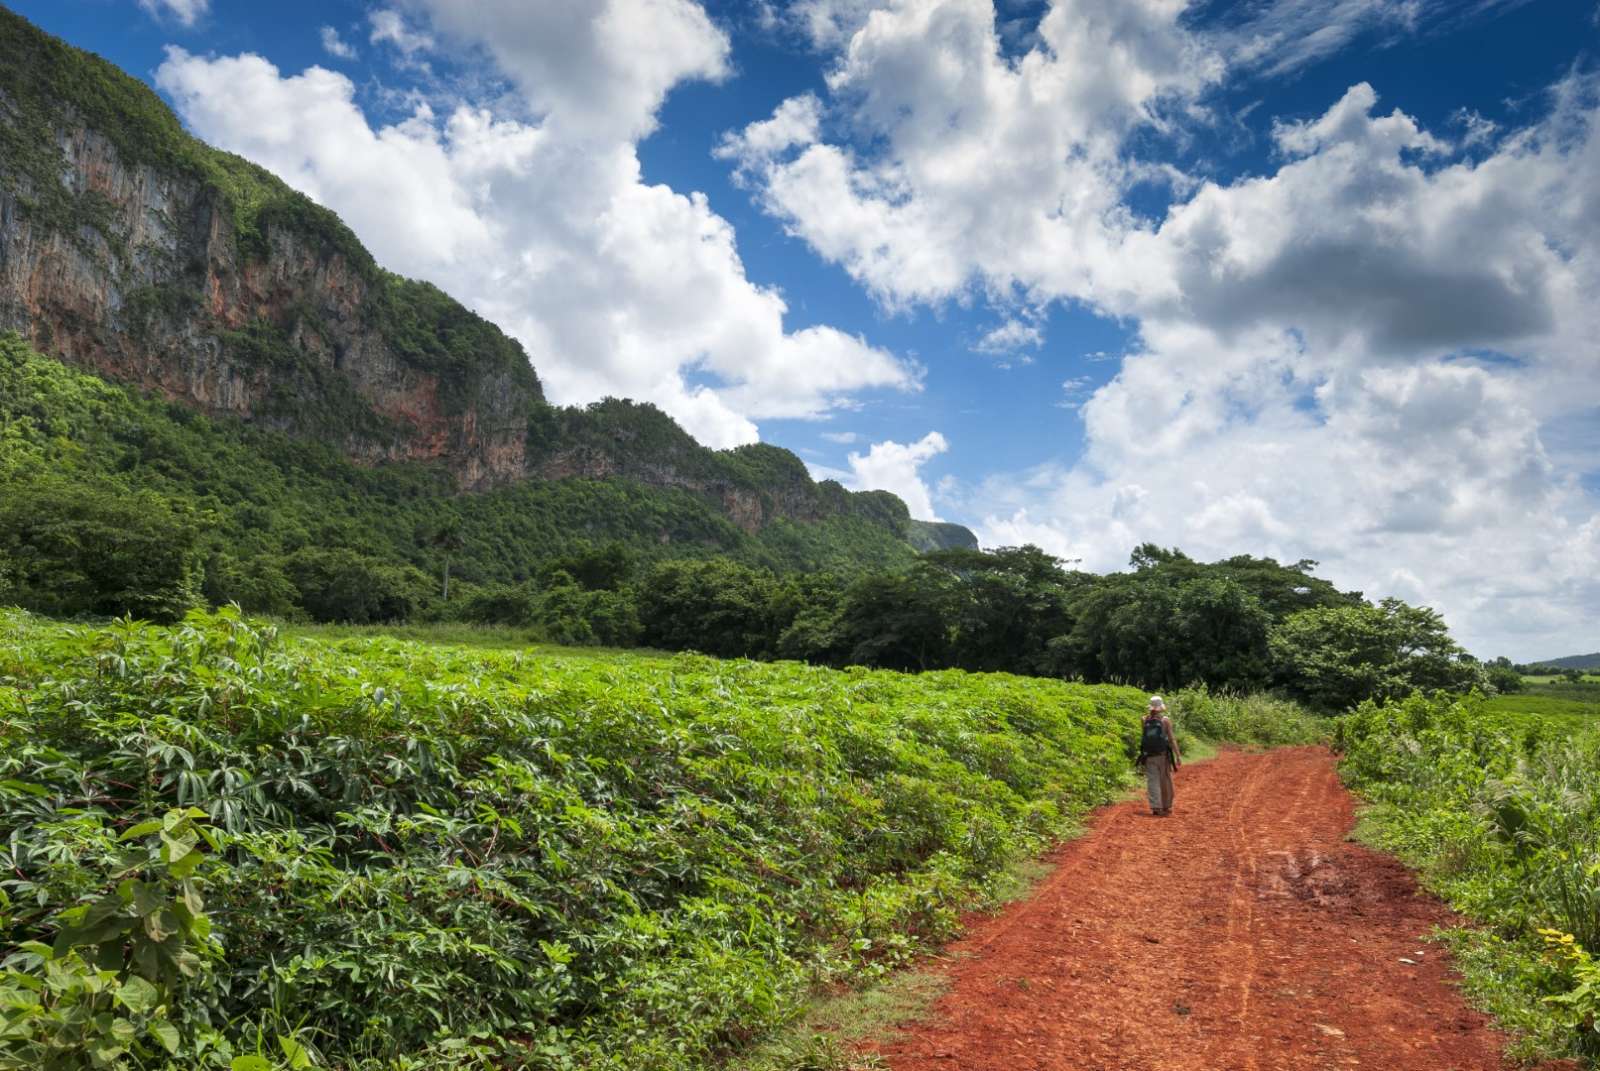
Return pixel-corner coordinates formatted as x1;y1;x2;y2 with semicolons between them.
0;334;919;620
0;354;1492;712
906;519;981;553
0;7;963;548
0;609;1324;1071
1339;693;1600;1065
1532;652;1600;672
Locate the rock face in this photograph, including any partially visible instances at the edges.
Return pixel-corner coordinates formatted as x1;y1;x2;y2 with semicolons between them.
0;123;541;489
0;10;541;490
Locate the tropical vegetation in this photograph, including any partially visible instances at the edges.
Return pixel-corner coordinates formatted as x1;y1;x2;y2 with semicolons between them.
1339;692;1600;1064
0;609;1321;1070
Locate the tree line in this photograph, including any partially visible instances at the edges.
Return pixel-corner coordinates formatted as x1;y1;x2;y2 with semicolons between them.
0;467;1492;712
442;540;1489;713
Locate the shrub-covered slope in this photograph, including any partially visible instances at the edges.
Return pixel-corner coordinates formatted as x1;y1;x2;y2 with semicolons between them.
0;334;919;623
0;608;1169;1069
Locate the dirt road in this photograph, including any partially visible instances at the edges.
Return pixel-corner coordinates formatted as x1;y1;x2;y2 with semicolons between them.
869;747;1567;1071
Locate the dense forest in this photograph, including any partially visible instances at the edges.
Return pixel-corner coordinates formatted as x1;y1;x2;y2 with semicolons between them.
2;332;1490;711
0;333;919;610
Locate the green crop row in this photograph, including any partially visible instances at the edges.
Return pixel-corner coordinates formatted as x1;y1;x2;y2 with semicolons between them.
0;609;1315;1070
1481;692;1598;732
1338;694;1600;1065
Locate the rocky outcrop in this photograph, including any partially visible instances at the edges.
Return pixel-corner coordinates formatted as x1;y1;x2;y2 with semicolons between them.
0;38;541;489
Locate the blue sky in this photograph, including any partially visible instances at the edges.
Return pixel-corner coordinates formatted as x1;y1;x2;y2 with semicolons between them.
12;0;1600;658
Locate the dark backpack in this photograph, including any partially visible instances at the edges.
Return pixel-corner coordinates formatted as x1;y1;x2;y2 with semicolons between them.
1139;715;1170;759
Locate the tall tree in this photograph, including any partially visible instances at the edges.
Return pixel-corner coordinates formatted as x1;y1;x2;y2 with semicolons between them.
1269;598;1485;711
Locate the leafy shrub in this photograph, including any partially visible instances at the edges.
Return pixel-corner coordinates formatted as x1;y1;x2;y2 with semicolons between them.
1541;929;1600;1058
0;476;203;621
636;558;780;657
455;582;539;626
1272;599;1485;712
0;805;228;1070
0;608;1163;1070
281;547;430;624
1167;686;1328;747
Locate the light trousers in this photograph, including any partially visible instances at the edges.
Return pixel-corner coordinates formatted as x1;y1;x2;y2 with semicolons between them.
1144;754;1174;813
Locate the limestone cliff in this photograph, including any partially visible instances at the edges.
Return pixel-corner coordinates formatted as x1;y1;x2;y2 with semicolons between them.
0;7;540;489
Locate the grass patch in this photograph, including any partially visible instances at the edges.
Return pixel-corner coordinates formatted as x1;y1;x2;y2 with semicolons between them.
1338;692;1600;1066
283;619;648;656
1439;928;1581;1066
734;969;950;1070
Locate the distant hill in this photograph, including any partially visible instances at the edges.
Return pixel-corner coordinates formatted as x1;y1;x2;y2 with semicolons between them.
1531;653;1600;671
0;5;974;582
907;520;982;553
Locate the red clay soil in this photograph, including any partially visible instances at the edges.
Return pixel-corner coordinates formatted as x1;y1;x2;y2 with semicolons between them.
867;746;1573;1071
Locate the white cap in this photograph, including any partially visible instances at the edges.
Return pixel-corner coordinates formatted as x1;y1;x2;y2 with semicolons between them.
1148;695;1166;711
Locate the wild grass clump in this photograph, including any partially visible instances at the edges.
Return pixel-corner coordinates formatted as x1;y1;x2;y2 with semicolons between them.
1338;692;1600;1065
0;608;1156;1070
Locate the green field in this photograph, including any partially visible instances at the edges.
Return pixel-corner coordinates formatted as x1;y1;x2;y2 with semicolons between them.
1481;692;1598;731
0;609;1322;1071
1486;676;1600;736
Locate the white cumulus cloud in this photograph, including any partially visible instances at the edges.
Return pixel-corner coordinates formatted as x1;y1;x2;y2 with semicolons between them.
729;0;1223;308
848;431;949;520
137;0;208;27
730;0;1600;658
154;0;918;449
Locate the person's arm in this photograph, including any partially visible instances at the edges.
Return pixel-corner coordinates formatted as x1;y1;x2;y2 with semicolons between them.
1164;716;1181;766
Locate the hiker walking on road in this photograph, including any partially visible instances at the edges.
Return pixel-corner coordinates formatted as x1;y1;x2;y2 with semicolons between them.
1137;696;1181;816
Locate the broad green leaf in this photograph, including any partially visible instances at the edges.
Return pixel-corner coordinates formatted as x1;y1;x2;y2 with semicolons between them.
115;975;158;1015
148;1019;180;1054
279;1035;314;1069
118;819;164;841
166;846;203;879
87;1038;126;1066
231;1057;274;1071
130;881;164;918
142;908;176;943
